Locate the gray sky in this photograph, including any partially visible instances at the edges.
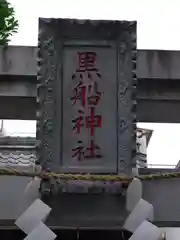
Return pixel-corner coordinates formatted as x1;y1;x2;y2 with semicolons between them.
5;0;180;167
9;0;180;50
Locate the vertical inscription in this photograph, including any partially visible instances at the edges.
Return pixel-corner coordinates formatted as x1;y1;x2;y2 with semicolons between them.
62;48;117;172
71;52;103;161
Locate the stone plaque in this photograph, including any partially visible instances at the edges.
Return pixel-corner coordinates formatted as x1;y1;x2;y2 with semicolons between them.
62;48;117;172
37;18;137;174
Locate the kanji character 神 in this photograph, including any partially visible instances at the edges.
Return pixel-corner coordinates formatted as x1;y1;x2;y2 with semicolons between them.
86;107;102;136
72;108;102;136
72;110;84;134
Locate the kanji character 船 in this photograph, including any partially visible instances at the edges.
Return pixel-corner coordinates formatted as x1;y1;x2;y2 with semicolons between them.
70;82;101;107
70;82;86;107
87;82;101;106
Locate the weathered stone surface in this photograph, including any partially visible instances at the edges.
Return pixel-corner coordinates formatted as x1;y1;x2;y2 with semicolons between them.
37;18;137;174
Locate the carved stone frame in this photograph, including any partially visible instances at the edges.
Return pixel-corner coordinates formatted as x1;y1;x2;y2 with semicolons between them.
37;18;137;174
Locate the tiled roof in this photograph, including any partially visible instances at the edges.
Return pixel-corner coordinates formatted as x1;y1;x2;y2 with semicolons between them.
0;137;36;166
0;129;149;167
0;150;36;165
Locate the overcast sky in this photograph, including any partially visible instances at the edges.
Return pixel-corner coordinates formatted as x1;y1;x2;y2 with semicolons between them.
5;0;180;167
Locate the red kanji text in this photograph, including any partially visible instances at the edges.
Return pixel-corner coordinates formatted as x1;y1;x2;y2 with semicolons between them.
71;82;86;107
70;82;101;107
72;110;84;134
72;108;102;136
86;107;102;136
76;52;97;72
75;52;101;79
72;140;102;161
